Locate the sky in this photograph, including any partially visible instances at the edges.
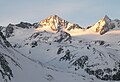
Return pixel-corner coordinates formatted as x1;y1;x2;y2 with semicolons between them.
0;0;120;27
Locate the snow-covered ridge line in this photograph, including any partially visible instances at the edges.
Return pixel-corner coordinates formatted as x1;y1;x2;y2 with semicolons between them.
1;15;120;36
36;15;120;35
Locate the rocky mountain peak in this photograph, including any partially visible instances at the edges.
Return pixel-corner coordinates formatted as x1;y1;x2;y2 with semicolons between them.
103;15;111;22
90;15;115;35
38;15;82;32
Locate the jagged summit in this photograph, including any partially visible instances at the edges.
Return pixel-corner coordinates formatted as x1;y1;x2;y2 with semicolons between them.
38;15;82;32
38;15;120;35
89;15;115;35
103;15;111;22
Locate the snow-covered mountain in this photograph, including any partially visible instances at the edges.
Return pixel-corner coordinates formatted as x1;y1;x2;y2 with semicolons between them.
37;15;82;32
1;15;120;82
87;15;120;35
1;22;39;38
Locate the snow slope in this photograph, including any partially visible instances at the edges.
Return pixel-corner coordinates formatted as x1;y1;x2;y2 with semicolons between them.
5;26;120;81
0;30;103;82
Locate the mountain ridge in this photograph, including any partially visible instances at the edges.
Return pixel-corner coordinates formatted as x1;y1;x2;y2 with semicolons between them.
37;15;120;35
1;15;120;36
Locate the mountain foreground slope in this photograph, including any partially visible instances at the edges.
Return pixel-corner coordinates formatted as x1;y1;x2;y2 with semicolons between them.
0;15;120;82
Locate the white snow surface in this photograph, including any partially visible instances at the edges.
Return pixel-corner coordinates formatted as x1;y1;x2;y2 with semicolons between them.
0;25;119;82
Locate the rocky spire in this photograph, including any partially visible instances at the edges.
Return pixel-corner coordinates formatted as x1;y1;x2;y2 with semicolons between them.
39;15;82;31
90;15;115;35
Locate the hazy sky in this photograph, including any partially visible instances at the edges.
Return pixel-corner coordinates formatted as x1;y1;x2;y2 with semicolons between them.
0;0;120;27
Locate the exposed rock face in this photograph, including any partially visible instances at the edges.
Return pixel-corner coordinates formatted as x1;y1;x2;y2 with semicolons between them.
90;15;115;35
2;22;39;38
16;22;33;28
54;30;71;43
0;53;13;81
0;31;21;82
0;31;12;47
39;15;82;31
58;45;120;81
25;29;72;48
0;26;4;31
5;24;14;38
111;19;120;28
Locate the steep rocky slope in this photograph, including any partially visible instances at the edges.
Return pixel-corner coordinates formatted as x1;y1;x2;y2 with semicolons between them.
0;31;21;82
38;15;82;31
87;15;120;35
